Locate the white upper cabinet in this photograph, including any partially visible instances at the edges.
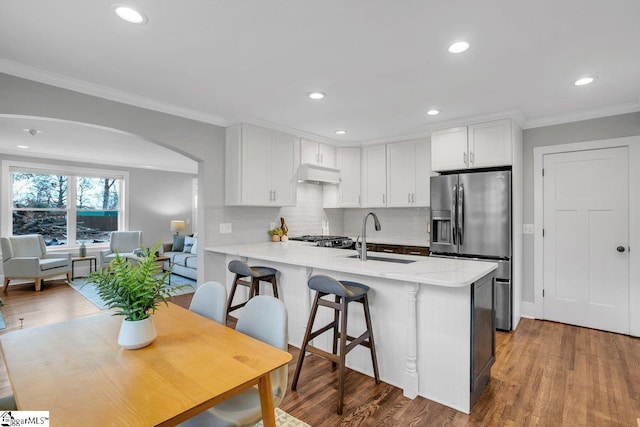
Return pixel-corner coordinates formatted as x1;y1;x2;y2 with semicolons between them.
386;140;431;207
300;139;336;168
431;119;514;172
361;145;387;207
468;120;513;168
324;147;361;208
225;123;299;206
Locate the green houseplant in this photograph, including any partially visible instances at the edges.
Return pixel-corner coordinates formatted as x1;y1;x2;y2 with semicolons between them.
89;242;182;349
268;227;283;242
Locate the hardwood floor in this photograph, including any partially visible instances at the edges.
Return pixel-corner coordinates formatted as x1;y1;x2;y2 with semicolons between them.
1;280;639;426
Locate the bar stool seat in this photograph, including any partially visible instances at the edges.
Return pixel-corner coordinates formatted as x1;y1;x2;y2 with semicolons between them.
226;260;279;318
291;274;380;415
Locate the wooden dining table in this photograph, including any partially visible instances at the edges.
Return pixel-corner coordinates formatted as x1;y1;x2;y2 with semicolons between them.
0;302;292;426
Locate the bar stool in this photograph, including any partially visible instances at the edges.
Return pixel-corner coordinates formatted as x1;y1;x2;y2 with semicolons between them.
226;260;279;317
291;274;380;415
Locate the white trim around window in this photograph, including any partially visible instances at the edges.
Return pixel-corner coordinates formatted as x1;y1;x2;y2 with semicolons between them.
2;160;130;249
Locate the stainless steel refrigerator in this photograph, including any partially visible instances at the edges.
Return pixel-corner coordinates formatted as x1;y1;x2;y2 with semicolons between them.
430;170;512;330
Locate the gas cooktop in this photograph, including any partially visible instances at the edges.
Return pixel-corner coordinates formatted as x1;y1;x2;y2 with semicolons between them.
289;235;354;248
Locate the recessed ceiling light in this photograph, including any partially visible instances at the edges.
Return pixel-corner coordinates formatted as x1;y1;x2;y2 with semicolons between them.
113;4;147;24
17;145;29;149
307;92;326;100
448;41;470;53
574;76;596;86
335;130;347;135
22;128;42;136
426;109;440;116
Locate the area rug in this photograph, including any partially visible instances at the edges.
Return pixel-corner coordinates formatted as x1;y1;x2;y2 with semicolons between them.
69;274;196;310
251;408;311;427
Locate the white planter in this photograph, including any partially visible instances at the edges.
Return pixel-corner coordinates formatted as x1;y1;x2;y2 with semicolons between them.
118;316;157;350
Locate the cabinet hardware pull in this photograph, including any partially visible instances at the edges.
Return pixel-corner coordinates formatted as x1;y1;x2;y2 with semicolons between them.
409;251;421;255
382;194;386;204
464;152;468;165
408;193;411;203
273;190;276;201
383;249;393;253
470;151;474;165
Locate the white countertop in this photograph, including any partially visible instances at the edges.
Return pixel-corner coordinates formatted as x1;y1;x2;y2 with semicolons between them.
205;241;496;287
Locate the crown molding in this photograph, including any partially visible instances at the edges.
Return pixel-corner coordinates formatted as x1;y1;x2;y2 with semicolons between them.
523;101;640;129
0;59;229;127
232;115;340;146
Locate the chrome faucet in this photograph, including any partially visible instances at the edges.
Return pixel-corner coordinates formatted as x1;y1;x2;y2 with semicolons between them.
357;212;381;261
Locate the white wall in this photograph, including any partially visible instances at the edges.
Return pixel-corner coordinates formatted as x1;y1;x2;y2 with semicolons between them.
343;207;430;245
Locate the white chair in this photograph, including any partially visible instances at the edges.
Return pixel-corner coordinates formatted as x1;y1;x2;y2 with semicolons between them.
179;295;288;427
0;394;16;410
1;234;72;292
189;281;227;324
99;231;142;267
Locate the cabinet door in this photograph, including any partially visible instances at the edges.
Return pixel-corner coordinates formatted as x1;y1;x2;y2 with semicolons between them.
337;147;361;207
242;124;273;205
468;119;512;168
300;139;318;164
413;140;432;206
431;126;468;171
271;131;298;206
386;141;414;207
362;145;387;207
318;143;336;168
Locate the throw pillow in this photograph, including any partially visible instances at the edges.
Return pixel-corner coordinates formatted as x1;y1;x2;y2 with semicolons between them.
190;238;198;254
172;235;185;252
183;236;195;253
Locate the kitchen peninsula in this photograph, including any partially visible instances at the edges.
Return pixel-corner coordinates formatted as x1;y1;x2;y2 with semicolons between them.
205;241;497;413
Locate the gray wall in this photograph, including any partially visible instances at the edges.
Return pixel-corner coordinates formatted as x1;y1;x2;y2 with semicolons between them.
0;73;223;283
521;112;640;302
0;153;195;247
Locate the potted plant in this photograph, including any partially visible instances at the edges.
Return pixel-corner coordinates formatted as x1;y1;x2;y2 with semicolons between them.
89;242;183;349
268;227;283;242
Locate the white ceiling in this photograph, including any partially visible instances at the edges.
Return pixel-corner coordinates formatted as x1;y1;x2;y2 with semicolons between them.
0;116;198;174
0;0;638;168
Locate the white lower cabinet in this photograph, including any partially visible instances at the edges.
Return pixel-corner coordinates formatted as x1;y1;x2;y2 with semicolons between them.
386;139;431;207
225;123;299;206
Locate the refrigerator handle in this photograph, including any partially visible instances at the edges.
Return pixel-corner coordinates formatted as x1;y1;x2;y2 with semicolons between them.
458;183;464;244
452;185;457;245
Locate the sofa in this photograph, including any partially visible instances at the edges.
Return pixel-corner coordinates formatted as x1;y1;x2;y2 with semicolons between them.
161;235;197;280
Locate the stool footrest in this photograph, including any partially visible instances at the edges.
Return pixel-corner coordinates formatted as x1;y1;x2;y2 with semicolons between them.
305;345;340;365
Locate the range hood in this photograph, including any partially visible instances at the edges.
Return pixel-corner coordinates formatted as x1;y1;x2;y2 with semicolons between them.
296;163;341;184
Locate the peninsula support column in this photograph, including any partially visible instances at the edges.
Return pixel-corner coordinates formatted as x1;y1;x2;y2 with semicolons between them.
403;282;419;398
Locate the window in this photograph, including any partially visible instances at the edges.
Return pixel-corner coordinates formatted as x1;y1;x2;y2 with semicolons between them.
5;162;127;247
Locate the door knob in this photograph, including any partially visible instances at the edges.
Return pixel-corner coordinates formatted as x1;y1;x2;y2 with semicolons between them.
617;246;626;253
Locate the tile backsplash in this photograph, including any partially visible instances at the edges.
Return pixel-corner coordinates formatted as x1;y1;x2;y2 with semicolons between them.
207;183;430;246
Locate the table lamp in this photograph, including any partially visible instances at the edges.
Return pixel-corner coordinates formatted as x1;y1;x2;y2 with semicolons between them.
170;220;186;235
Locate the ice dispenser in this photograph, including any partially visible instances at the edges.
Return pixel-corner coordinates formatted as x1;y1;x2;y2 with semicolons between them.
431;210;452;245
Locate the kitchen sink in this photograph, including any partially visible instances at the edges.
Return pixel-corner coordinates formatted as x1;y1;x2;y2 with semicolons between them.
347;254;416;264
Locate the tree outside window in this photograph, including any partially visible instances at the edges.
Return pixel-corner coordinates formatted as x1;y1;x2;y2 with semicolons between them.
11;171;122;246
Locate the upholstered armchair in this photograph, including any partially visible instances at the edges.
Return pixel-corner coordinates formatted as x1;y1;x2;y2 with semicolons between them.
99;231;142;267
1;235;72;292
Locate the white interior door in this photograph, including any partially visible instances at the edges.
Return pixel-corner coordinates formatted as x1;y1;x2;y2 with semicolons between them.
543;147;629;334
